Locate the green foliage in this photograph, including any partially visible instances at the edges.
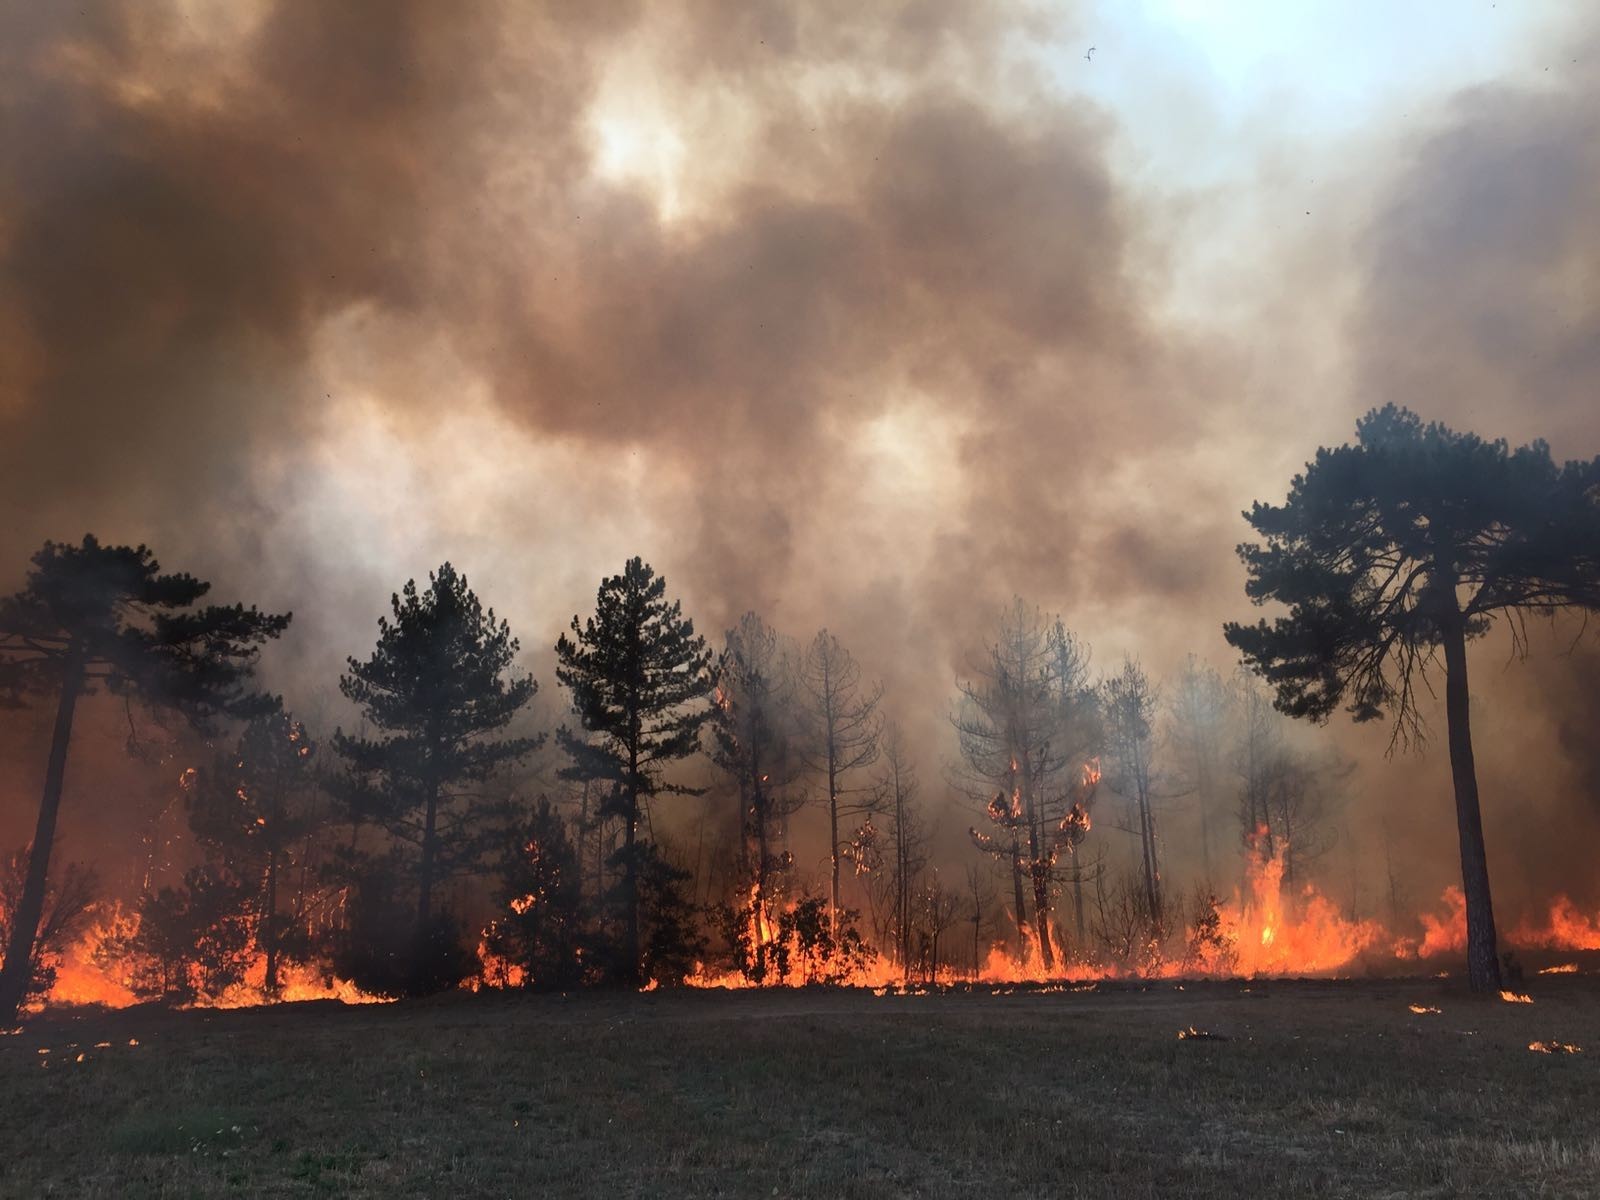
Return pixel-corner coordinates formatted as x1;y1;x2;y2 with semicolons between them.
1224;405;1600;741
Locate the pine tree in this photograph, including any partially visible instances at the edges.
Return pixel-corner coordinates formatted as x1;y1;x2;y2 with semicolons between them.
334;563;541;995
0;536;289;1024
555;558;713;985
1225;405;1600;991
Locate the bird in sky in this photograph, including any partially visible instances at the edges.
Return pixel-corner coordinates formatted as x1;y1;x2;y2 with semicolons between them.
1084;46;1095;62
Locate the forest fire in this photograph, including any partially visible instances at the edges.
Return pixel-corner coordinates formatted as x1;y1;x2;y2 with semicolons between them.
13;827;1600;1009
0;423;1595;1021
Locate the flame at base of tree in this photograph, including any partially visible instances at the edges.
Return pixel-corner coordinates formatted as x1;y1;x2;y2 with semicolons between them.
12;900;389;1012
13;831;1600;1010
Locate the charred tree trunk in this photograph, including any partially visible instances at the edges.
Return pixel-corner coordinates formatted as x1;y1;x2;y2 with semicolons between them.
753;783;769;981
263;846;280;998
1137;790;1162;935
1009;833;1029;961
0;643;85;1025
827;757;840;938
1441;611;1501;993
895;786;911;979
621;736;642;987
1023;774;1055;972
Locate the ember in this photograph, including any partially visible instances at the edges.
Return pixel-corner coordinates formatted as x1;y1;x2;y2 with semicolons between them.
1527;1041;1582;1055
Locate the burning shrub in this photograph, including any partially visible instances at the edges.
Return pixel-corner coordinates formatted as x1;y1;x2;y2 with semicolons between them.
0;849;98;1007
1092;872;1168;975
709;882;783;985
118;866;254;1005
774;896;875;986
1182;890;1238;977
482;798;593;991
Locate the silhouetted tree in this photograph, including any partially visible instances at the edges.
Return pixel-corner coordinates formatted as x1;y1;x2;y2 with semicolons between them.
1167;656;1231;883
958;602;1098;969
1102;657;1165;943
876;725;928;978
335;563;541;995
637;843;707;985
794;630;882;933
555;558;713;985
0;536;289;1024
187;711;326;997
1225;405;1600;991
1231;668;1282;859
711;612;801;982
485;797;590;989
913;876;963;981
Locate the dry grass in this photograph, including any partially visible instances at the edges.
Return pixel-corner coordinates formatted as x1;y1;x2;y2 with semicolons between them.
4;976;1599;1198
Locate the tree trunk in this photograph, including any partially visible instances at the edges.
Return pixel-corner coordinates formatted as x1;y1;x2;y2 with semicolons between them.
0;644;85;1025
1030;865;1054;972
1441;615;1502;993
1072;862;1086;949
263;847;280;998
1009;836;1029;961
827;759;840;938
1137;785;1162;936
753;784;769;981
1023;769;1055;971
622;736;641;987
895;788;910;979
417;780;439;936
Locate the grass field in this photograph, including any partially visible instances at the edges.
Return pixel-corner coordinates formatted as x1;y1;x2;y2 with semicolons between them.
4;976;1599;1198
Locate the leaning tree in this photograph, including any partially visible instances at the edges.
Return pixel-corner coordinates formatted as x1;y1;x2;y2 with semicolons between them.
1225;405;1600;992
0;536;289;1023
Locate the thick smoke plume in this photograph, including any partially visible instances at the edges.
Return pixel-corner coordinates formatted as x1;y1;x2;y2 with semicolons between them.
1;2;1597;920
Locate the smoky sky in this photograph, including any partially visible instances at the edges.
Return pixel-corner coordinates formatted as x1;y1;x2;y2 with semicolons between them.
1;1;1597;920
